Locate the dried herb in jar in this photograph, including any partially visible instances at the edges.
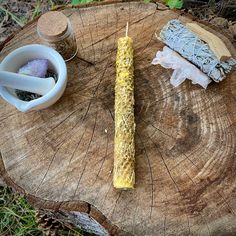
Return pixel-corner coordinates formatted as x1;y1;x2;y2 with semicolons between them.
37;11;78;62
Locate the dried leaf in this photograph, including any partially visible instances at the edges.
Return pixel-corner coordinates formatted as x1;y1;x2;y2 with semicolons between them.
210;17;228;27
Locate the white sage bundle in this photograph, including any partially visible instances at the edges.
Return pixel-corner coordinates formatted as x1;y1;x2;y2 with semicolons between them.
160;20;236;82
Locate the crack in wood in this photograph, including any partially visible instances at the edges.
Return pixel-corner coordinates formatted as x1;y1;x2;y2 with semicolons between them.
73;111;99;197
137;132;154;218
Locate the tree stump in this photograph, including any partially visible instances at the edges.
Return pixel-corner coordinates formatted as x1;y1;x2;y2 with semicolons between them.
1;1;236;235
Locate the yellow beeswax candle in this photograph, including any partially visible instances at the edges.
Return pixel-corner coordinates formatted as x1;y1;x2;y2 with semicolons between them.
113;26;135;189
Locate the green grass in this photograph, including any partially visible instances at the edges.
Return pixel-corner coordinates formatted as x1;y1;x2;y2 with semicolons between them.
0;0;96;29
0;5;27;27
0;186;43;236
0;186;90;236
31;0;42;20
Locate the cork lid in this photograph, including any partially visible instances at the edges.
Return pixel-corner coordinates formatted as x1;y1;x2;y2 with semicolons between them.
37;11;68;40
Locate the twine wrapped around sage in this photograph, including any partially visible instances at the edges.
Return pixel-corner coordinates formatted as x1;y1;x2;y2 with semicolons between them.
160;20;236;82
113;36;135;189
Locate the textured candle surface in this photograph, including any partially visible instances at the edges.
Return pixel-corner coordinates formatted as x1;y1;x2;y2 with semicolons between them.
113;36;135;189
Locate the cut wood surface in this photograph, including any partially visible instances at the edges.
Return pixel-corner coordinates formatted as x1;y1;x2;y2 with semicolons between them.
186;22;232;61
1;1;236;235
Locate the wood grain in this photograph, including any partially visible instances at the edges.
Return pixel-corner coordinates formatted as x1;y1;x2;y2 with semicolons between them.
0;2;236;235
186;22;232;61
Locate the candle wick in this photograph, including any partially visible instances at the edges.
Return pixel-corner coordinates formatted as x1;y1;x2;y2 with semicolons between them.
126;22;129;37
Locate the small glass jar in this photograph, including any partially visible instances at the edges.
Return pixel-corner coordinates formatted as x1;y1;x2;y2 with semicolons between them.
37;11;78;62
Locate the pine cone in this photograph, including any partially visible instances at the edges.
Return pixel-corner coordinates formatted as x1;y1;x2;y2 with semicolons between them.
35;209;72;236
